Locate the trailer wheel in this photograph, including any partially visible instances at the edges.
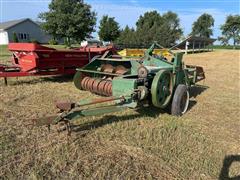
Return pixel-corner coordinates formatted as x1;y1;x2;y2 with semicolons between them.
171;84;189;116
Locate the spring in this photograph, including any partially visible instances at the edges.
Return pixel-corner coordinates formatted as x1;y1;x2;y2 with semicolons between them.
81;77;112;96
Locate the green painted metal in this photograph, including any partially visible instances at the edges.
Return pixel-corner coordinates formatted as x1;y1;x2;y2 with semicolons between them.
73;70;82;90
112;78;136;96
36;42;205;126
151;70;173;108
63;105;128;121
70;42;204;121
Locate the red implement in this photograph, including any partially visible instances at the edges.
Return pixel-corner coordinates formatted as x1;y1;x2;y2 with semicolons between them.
0;43;116;84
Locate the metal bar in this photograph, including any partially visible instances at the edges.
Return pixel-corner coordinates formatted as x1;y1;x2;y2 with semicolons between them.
0;72;32;77
185;41;188;54
76;96;125;107
193;41;195;53
63;105;128;122
78;69;121;76
4;77;7;85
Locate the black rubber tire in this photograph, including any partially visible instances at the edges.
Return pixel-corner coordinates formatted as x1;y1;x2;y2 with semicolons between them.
171;84;189;116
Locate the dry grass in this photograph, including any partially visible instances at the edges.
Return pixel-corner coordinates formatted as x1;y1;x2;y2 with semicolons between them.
0;47;239;179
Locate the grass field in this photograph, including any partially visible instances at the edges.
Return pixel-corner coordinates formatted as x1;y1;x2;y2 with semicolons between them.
0;45;239;179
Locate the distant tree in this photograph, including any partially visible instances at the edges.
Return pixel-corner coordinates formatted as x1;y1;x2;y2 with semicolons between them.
98;15;120;42
161;11;183;47
135;11;163;47
116;25;136;47
136;11;162;29
219;15;240;48
39;0;96;46
191;13;214;38
13;32;19;42
48;38;58;45
135;11;183;47
218;36;229;46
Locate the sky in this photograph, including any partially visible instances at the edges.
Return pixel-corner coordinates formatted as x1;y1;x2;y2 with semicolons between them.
0;0;239;43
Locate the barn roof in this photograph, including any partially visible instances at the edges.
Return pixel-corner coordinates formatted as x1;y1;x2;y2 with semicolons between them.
0;18;39;30
172;35;216;49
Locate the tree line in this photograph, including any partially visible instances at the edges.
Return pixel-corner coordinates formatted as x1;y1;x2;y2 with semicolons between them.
39;0;240;48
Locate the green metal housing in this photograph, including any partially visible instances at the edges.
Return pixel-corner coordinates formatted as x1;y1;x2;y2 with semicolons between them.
35;43;205;126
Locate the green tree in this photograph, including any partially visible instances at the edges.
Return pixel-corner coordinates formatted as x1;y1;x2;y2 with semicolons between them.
191;13;214;38
13;32;19;42
136;11;162;29
39;0;96;46
98;15;120;42
161;11;183;46
116;25;136;47
218;36;229;46
135;11;163;47
135;11;183;47
219;15;240;48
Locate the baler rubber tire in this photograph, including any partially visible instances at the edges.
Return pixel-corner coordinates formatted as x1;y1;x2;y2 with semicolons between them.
171;84;189;116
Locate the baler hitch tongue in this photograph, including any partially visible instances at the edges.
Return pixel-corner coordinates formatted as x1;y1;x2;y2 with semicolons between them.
32;115;60;126
32;96;126;127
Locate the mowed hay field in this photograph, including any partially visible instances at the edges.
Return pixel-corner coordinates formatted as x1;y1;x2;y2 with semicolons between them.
0;45;239;179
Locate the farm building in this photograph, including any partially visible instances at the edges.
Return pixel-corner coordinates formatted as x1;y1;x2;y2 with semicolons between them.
174;36;216;54
0;18;50;45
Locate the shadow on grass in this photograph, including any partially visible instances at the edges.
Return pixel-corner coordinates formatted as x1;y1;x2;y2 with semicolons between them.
2;75;74;86
190;84;209;98
187;84;209;110
71;106;163;133
70;85;208;133
219;155;240;180
42;75;74;83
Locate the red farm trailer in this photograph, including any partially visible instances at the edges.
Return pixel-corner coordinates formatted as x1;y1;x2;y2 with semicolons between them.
0;43;116;85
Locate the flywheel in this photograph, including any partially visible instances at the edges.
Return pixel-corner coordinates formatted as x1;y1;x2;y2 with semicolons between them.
151;70;173;108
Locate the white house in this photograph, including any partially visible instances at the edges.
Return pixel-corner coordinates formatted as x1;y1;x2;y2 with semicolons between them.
0;18;50;45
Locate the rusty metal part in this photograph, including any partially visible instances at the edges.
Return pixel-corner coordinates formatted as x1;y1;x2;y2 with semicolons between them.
56;102;75;111
92;79;100;93
137;65;148;78
104;81;112;96
81;77;90;90
77;96;125;107
87;78;95;92
98;80;108;94
101;64;114;73
81;76;112;96
114;65;128;75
